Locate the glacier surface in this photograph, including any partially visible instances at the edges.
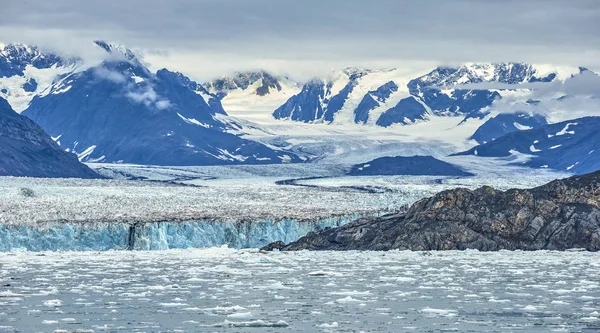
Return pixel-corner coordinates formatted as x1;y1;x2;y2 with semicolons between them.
0;215;363;252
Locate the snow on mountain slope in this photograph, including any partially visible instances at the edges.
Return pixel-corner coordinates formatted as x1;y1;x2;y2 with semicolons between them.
269;63;586;128
0;43;80;112
272;67;423;125
203;71;300;124
470;112;548;144
22;41;300;166
0;96;99;178
3;40;595;172
456;117;600;175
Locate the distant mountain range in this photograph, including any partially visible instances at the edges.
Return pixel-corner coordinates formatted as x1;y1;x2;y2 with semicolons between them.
3;42;299;166
269;63;583;126
1;41;598;176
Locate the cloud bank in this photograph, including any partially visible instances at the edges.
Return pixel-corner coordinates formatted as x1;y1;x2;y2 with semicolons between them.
1;0;599;81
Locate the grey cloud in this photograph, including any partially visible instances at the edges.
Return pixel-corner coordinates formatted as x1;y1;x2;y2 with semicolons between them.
482;72;600;119
1;0;599;80
459;70;600;97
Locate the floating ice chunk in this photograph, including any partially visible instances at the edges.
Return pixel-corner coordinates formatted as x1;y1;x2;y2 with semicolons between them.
317;322;339;328
43;299;62;307
308;271;342;277
159;302;189;307
522;305;538;311
42;320;59;324
420;307;457;317
336;296;361;303
551;300;570;305
202;305;246;314
227;312;254;319
379;276;416;283
60;318;77;322
207;320;289;328
330;290;372;296
0;291;22;297
550;145;562;149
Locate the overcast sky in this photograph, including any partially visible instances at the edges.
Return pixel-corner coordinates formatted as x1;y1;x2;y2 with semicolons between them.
1;0;599;81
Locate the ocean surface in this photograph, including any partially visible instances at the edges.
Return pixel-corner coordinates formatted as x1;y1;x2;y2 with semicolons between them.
0;248;598;332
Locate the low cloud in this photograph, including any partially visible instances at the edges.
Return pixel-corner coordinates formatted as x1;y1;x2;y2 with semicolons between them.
458;70;600;98
93;67;126;83
126;86;171;110
482;72;600;121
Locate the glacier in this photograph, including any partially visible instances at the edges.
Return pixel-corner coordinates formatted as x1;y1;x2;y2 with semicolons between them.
0;214;367;252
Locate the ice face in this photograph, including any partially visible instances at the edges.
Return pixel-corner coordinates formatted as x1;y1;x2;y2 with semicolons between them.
0;215;365;252
0;249;598;332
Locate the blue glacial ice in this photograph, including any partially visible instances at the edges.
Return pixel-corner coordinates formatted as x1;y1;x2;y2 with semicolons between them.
0;214;368;252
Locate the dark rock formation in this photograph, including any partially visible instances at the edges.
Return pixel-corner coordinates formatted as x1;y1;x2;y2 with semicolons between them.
456;116;600;175
348;155;473;176
0;97;99;178
263;171;600;251
470;112;547;144
23;42;299;166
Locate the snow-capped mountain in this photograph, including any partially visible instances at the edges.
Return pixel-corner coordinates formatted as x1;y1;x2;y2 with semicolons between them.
21;41;299;166
273;67;407;124
0;96;99;178
204;71;291;98
0;43;80;112
2;39;597;174
203;71;300;124
270;63;583;127
456;117;600;175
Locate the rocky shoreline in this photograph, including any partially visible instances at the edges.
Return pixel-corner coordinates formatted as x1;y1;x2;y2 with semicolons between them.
263;171;600;251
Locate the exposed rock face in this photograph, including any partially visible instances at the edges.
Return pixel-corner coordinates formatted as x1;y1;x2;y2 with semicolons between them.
0;97;99;178
265;171;600;251
457;116;600;175
348;155;473;176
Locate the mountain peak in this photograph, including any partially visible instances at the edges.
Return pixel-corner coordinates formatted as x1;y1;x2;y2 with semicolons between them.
204;70;292;97
93;40;138;62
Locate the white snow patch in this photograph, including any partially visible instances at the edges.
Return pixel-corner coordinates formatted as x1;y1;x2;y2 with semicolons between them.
177;113;211;128
555;123;577;136
514;123;533;130
132;75;144;83
77;145;97;161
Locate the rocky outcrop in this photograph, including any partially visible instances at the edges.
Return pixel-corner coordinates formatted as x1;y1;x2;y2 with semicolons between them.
0;97;99;178
264;171;600;251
